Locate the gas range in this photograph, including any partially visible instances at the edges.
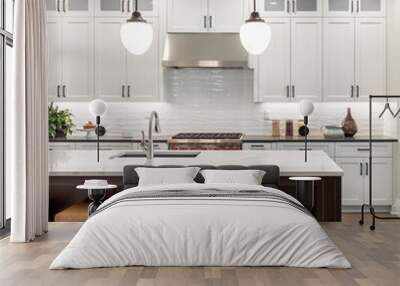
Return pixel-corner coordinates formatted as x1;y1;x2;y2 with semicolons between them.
168;133;243;150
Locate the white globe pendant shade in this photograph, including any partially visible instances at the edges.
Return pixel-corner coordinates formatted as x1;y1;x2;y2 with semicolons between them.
240;21;271;55
120;21;153;55
299;99;315;117
89;99;107;117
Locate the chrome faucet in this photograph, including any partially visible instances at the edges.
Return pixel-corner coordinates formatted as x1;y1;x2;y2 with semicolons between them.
141;111;161;159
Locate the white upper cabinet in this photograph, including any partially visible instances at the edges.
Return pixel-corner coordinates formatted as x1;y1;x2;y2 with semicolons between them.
255;18;291;102
167;0;208;32
358;0;385;17
323;17;386;102
167;0;244;32
95;18;127;100
95;18;160;101
323;18;355;102
257;0;322;17
355;17;386;100
208;0;245;32
126;19;159;101
324;0;354;16
47;17;62;100
324;0;385;17
255;17;322;102
256;0;290;17
47;16;94;101
94;0;158;17
46;0;61;17
290;18;322;101
293;0;322;16
46;0;94;17
61;17;94;100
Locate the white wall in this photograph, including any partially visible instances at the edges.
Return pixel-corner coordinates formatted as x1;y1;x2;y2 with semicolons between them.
57;68;386;138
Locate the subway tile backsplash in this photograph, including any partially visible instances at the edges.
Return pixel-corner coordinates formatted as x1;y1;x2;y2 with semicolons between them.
56;69;391;138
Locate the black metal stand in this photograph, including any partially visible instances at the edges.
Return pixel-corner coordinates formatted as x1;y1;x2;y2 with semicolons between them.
304;116;308;162
96;115;100;162
87;189;106;216
359;95;400;231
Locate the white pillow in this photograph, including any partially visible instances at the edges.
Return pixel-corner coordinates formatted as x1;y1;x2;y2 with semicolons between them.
201;169;266;185
135;167;201;186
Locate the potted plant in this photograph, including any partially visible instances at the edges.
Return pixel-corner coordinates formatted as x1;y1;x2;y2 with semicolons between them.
48;103;74;139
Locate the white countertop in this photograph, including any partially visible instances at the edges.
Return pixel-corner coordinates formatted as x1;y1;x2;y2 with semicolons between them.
49;150;343;177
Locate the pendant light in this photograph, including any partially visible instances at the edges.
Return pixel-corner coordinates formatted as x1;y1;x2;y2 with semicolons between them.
120;0;153;55
240;0;271;55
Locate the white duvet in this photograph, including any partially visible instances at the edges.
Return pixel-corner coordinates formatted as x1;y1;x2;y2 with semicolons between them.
50;183;351;269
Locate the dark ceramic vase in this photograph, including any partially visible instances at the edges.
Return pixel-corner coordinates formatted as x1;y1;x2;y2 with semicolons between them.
342;108;358;137
55;129;67;139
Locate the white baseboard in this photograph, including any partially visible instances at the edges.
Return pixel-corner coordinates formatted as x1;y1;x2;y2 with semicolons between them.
391;199;400;216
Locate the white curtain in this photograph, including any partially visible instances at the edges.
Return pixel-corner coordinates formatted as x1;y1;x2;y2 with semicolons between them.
10;0;49;242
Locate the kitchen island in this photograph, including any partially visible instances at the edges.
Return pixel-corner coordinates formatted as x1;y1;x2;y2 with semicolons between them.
49;150;343;222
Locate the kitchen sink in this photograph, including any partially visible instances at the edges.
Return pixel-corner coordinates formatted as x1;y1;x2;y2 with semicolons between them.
110;150;201;159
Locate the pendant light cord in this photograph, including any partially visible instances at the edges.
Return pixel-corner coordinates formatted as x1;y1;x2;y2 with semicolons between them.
135;0;138;12
253;0;256;12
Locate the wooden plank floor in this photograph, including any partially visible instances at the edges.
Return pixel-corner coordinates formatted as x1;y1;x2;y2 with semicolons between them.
0;214;399;286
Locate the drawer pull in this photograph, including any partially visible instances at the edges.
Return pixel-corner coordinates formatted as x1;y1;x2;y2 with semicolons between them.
298;148;312;151
360;162;363;176
357;148;370;152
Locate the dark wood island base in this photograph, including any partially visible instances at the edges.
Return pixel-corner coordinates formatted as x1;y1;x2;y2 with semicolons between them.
49;176;341;222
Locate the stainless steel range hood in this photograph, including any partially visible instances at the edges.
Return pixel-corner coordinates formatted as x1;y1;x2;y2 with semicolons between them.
162;33;248;69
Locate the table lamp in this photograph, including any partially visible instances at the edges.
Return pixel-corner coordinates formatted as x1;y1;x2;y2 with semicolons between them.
299;100;314;162
89;99;107;162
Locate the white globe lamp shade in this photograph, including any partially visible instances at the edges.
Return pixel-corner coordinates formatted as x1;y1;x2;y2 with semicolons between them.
240;19;271;55
89;99;107;117
120;20;153;55
299;100;315;117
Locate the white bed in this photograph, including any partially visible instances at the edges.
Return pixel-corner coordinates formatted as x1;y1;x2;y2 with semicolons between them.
50;183;350;269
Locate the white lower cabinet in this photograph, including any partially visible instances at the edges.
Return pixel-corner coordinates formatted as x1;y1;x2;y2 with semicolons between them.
75;142;134;150
242;143;274;150
276;142;334;158
336;156;392;206
336;157;365;206
49;142;76;151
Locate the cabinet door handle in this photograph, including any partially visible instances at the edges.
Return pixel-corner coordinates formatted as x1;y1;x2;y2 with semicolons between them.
62;85;66;97
127;85;131;98
121;0;125;12
127;0;130;12
286;85;290;98
356;85;360;98
360;162;363;176
56;0;60;12
122;85;125;97
365;162;369;176
57;85;60;97
351;0;354;13
357;0;360;13
287;0;290;13
251;144;265;148
63;0;66;12
292;85;295;98
204;16;207;29
351;85;354;98
357;148;370;152
292;0;296;13
209;16;212;28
